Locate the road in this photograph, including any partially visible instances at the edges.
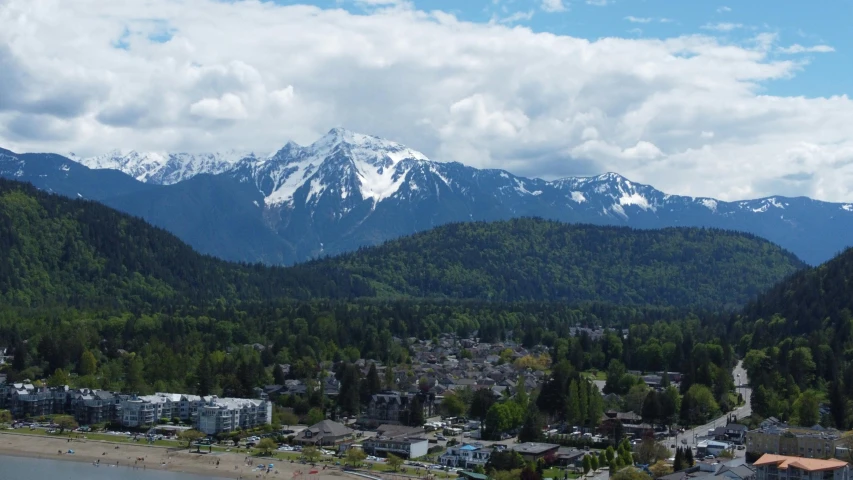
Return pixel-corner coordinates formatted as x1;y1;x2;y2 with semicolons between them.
668;360;751;456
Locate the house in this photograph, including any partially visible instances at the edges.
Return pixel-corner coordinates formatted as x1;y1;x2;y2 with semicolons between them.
746;423;848;459
440;443;492;469
660;458;754;480
510;443;561;462
294;420;354;446
555;447;586;468
753;454;849;480
362;424;429;459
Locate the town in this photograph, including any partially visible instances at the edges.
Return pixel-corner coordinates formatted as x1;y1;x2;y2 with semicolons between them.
3;331;852;480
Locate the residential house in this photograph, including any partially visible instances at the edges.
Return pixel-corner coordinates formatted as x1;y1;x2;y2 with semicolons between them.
753;454;849;480
362;424;429;459
294;420;354;446
661;458;754;480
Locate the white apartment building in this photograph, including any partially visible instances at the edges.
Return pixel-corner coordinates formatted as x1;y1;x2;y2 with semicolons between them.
120;393;271;434
197;397;272;435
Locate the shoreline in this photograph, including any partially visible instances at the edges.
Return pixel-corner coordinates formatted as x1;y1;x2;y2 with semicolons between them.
0;431;349;479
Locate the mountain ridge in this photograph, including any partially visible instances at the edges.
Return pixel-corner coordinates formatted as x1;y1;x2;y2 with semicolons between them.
3;129;853;265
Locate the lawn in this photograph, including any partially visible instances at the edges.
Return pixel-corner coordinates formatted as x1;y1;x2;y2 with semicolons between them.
542;467;582;479
581;371;606;381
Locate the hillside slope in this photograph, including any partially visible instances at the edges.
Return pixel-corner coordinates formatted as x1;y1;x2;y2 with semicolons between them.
297;218;805;309
733;247;853;428
0;178;804;310
0;179;370;308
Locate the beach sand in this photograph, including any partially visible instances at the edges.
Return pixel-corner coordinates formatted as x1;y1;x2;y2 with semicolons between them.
0;432;351;480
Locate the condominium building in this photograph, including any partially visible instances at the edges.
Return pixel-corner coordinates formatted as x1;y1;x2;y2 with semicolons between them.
197;397;272;435
753;454;849;480
361;391;436;427
746;423;849;459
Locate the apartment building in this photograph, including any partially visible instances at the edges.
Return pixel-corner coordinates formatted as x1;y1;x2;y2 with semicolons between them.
197;397;272;435
0;383;69;418
753;454;849;480
361;391;436;427
746;423;848;459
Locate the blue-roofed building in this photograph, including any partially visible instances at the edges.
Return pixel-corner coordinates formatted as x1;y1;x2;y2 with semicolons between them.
440;443;492;469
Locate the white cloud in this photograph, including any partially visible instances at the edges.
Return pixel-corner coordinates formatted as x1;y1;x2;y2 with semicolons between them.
778;44;835;54
1;1;853;202
493;10;535;24
717;6;732;13
586;0;612;5
625;16;653;24
701;22;743;32
541;0;566;13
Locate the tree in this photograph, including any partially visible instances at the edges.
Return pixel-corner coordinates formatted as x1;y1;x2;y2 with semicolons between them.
47;368;70;387
257;438;277;456
519;408;544;443
79;350;97;376
521;465;541;480
682;384;718;424
487;450;526;471
407;396;425;426
795;390;821;427
366;363;382;396
566;381;581;425
302;446;321;463
387;453;404;471
642;391;660;425
470;389;497;420
196;352;215;396
673;448;684;472
442;393;467;417
582;455;591;474
625;384;650;415
649;460;673;478
635;438;669;465
306;408;324;425
346;448;367;467
684;447;694;467
178;429;205;449
54;415;77;434
590;454;600;471
279;410;299;428
0;410;12;424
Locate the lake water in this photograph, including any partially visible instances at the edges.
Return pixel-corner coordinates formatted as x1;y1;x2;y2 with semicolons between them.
0;455;217;480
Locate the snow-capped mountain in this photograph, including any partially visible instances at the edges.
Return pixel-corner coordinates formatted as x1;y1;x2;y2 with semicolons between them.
73;149;255;185
5;130;853;266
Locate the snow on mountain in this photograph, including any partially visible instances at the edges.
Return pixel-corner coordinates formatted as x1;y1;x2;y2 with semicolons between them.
74;150;254;185
233;127;434;206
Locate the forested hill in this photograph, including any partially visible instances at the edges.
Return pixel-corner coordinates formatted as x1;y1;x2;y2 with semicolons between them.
0;178;804;309
296;218;805;309
0;179;372;308
732;247;853;428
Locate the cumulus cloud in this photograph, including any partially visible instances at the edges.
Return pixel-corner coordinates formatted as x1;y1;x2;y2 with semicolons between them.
701;22;743;31
778;44;835;54
541;0;566;13
717;6;732;13
625;16;653;24
1;0;853;201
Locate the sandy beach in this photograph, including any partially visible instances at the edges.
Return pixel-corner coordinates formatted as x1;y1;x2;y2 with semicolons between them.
0;432;351;480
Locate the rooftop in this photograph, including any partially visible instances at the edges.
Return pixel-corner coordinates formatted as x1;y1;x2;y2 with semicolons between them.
511;443;560;455
753;454;849;472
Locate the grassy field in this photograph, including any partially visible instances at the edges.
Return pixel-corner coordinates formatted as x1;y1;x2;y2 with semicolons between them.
542;467;582;479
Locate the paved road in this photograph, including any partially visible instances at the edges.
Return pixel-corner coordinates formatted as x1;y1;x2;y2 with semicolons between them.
667;360;751;456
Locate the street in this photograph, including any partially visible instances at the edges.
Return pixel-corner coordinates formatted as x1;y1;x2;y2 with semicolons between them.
668;360;751;456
